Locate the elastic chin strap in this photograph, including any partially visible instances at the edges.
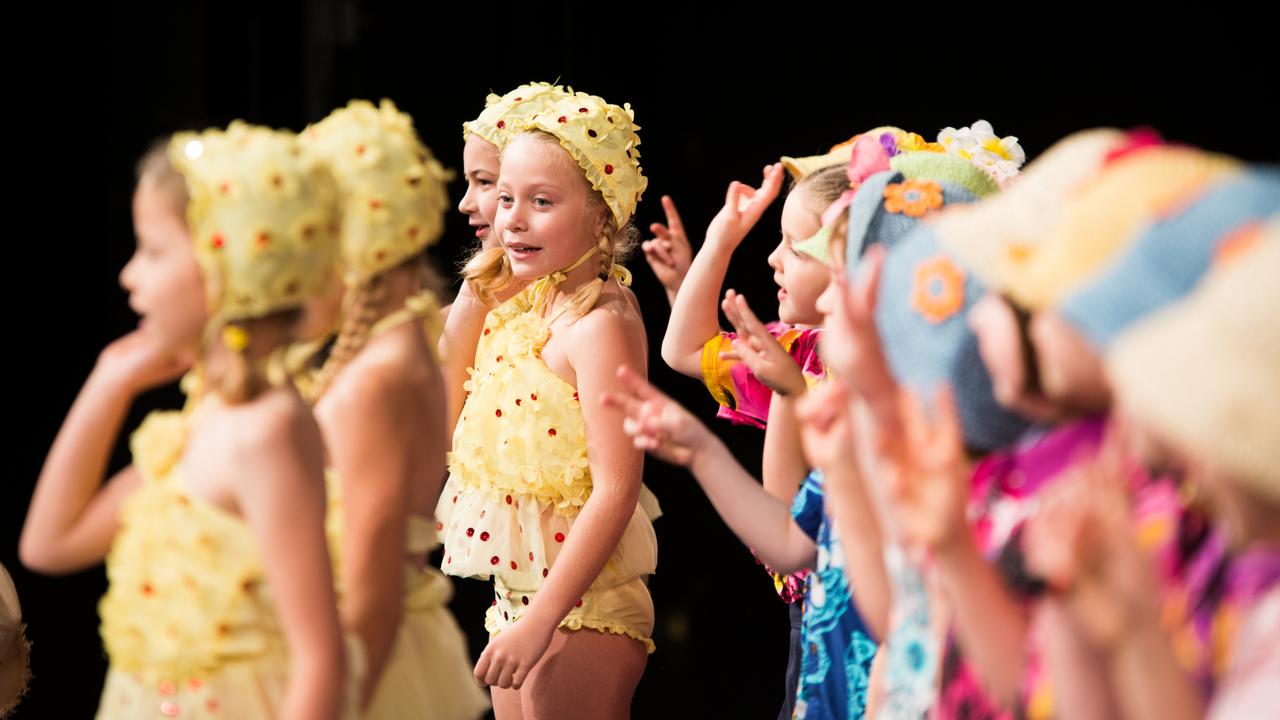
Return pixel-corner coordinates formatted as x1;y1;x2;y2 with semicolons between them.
546;245;602;287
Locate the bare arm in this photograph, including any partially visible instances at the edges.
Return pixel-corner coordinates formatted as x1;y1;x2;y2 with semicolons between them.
21;330;190;573
661;164;785;377
604;365;817;575
235;393;347;720
318;371;420;708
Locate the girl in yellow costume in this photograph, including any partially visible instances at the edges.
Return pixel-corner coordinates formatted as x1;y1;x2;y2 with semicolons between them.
299;99;489;720
443;82;569;437
437;88;657;718
20;123;357;718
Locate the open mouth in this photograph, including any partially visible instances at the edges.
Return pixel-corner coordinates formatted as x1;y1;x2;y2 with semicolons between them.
506;242;543;260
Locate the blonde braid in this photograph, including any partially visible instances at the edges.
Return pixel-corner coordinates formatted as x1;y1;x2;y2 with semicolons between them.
307;274;390;401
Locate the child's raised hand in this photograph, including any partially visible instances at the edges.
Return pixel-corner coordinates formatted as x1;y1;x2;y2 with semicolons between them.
883;384;971;552
719;289;807;397
96;329;194;394
703;163;786;250
602;365;714;467
819;246;896;404
641;195;693;297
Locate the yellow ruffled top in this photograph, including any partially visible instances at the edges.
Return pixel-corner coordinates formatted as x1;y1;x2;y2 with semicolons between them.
437;275;657;593
98;411;285;684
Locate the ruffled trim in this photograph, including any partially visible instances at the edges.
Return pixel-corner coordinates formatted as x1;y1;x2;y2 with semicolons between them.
561;617;656;655
436;478;657;588
484;610;656;655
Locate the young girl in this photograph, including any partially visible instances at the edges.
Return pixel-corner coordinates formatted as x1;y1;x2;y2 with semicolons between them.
299;99;490;720
436;88;656;719
20;123;352;719
444;82;568;436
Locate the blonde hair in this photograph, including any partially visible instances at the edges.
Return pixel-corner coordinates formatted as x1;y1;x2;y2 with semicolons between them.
462;131;637;320
794;164;850;211
306;252;444;401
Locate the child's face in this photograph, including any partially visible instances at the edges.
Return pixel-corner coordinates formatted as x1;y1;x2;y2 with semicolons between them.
768;188;829;325
1030;312;1110;412
969;293;1033;408
120;179;207;353
495;133;604;280
458;134;502;250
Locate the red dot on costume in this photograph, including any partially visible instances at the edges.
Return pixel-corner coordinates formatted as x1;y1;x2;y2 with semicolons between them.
514;97;522;102
480;532;490;542
452;495;458;504
187;678;203;690
141;583;154;596
408;226;420;238
490;556;500;565
522;596;530;605
547;428;557;437
573;392;579;400
466;527;475;537
356;145;366;155
542;568;549;578
531;393;538;401
483;328;491;335
587;129;598;138
558;116;567;124
495;409;503;418
555;532;566;543
491;599;497;606
510;561;518;570
575;599;584;608
160;701;179;717
496;120;505;129
369;198;383;209
206;699;219;712
447;556;452;564
604;164;614;174
529;552;535;561
210;234;224;249
515;398;522;406
218;182;231;195
158;680;176;695
504;611;509;620
496;355;503;362
579;107;588;113
255;231;270;246
505;494;513;505
436;521;444;531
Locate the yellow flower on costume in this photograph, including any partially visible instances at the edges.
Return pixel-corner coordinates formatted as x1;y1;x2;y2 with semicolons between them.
884;179;945;218
221;325;250;352
910;255;967;324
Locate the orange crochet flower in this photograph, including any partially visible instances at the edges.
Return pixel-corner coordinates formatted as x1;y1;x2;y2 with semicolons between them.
883;179;944;217
1213;221;1262;268
911;255;967;323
